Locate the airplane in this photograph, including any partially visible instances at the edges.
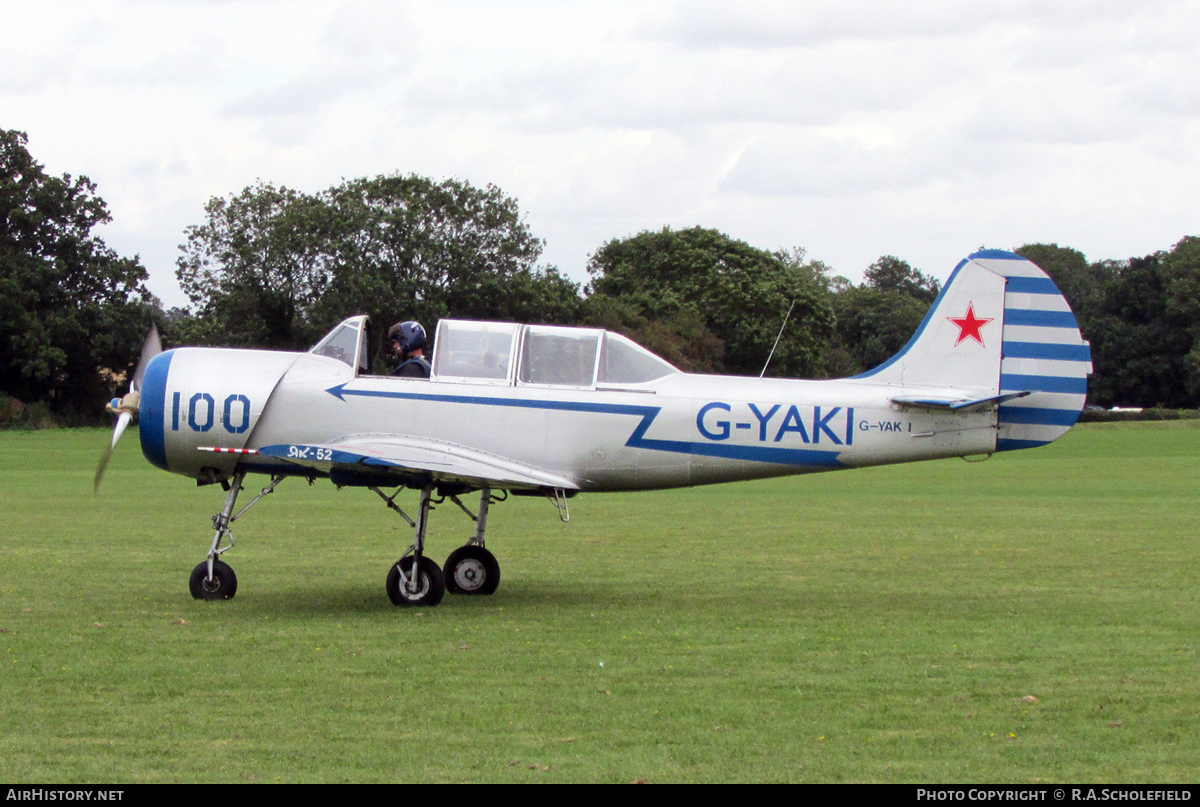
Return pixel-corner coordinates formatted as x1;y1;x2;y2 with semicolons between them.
97;249;1092;607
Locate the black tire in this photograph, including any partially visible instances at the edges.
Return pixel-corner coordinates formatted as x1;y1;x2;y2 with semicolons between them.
189;560;238;600
443;545;500;595
386;556;446;607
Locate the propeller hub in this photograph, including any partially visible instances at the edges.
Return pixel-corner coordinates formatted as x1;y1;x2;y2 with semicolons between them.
104;391;141;418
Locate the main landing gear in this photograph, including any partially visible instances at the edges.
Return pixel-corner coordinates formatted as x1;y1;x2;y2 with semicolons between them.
188;474;506;608
374;484;503;606
443;486;501;596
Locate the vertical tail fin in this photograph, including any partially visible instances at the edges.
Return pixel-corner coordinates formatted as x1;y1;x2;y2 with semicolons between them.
855;250;1092;450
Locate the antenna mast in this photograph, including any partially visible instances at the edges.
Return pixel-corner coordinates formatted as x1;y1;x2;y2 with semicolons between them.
760;300;796;378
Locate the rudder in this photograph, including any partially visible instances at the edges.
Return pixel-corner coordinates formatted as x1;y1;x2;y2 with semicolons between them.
972;250;1093;450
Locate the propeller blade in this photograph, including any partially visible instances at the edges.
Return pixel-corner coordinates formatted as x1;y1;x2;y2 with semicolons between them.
131;324;161;394
95;324;159;492
94;410;132;492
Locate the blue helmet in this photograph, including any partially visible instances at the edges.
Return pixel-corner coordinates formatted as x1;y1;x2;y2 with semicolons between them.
388;321;427;353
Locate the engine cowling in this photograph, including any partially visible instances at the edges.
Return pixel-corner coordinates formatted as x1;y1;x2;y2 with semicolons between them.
139;347;309;482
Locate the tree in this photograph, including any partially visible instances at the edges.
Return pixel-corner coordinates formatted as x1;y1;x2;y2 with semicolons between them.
1160;236;1200;402
863;255;940;304
580;293;726;373
823;255;937;377
584;227;833;378
178;175;581;356
1085;252;1190;407
1015;243;1113;327
311;175;577;330
828;285;928;375
1018;242;1198;408
177;181;334;348
0;130;152;419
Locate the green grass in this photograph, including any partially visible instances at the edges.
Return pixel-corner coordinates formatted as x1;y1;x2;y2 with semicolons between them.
0;423;1196;783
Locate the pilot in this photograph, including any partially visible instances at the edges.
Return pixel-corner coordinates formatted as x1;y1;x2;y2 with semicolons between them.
388;320;431;378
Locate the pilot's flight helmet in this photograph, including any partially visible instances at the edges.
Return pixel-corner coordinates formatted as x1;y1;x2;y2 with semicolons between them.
388;320;427;353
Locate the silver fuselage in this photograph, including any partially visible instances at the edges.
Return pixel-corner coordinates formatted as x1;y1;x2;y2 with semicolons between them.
141;347;998;492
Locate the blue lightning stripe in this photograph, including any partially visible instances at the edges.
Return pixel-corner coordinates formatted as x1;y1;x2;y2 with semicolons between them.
325;384;844;468
326;383;654;416
648;440;842;466
623;406;843;467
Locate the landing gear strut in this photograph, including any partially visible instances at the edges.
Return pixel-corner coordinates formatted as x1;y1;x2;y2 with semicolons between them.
443;486;501;595
380;485;446;607
188;471;283;601
374;484;504;603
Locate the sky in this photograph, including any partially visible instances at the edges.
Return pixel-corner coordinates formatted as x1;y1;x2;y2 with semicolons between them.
5;0;1200;309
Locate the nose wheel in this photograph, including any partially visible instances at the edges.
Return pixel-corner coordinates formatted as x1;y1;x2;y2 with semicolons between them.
189;559;238;600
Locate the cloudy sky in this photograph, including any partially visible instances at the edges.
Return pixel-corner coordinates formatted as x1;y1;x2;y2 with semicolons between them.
5;0;1199;308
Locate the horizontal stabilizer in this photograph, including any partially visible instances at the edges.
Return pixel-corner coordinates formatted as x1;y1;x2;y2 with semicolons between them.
891;391;1032;413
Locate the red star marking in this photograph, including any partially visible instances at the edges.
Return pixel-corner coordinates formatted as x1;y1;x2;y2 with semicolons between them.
948;303;994;346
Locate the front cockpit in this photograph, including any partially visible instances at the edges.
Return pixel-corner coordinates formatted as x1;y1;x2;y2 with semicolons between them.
309;314;372;375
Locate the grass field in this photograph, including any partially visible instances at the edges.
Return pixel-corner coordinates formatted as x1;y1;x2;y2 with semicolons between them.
0;423;1196;783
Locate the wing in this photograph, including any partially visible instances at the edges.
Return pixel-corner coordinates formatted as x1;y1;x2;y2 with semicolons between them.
253;434;579;491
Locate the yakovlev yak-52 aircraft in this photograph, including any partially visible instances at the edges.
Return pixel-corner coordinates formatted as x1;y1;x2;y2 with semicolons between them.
97;250;1091;607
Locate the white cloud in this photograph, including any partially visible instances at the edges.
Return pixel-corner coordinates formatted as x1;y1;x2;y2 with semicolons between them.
3;0;1198;306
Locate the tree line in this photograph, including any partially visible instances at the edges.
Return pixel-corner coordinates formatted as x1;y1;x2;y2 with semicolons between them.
3;128;1198;425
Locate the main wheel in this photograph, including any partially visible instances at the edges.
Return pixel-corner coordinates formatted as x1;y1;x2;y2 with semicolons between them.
189;559;238;600
386;556;446;607
443;545;501;595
